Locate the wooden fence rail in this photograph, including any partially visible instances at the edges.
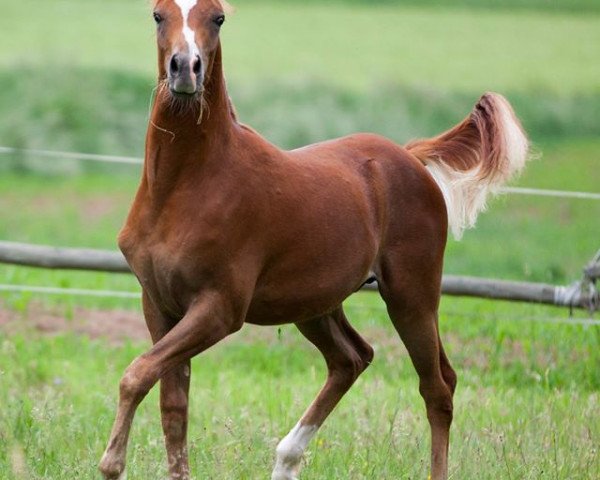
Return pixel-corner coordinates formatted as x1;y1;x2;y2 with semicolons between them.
0;241;129;273
0;241;597;312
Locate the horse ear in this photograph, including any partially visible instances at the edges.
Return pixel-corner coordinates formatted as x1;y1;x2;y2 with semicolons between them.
220;0;235;15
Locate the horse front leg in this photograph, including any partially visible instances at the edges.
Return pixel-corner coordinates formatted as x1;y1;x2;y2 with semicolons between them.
142;294;193;480
99;291;243;480
160;361;192;480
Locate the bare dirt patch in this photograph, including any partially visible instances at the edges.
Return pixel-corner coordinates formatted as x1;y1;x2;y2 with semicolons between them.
0;304;562;372
0;304;149;345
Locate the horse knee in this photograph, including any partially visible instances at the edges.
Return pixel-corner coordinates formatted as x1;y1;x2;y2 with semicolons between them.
119;359;153;402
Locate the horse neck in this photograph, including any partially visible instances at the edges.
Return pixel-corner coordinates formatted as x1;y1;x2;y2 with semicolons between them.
144;44;236;197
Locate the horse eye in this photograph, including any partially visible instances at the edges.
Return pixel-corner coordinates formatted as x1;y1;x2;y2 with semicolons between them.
214;15;225;27
153;12;163;24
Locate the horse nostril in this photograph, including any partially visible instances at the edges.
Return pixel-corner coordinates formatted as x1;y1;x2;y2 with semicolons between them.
170;55;179;74
192;56;201;75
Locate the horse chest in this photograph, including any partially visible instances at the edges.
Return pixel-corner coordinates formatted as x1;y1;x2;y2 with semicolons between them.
119;220;220;315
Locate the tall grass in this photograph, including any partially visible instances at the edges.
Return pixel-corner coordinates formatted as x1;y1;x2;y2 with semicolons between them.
0;298;598;479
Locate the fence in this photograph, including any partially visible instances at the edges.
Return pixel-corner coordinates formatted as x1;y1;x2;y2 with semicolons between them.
0;147;599;316
0;240;598;313
3;145;600;200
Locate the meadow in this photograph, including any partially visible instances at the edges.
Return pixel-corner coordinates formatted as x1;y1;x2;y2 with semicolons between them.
1;298;599;479
0;0;599;479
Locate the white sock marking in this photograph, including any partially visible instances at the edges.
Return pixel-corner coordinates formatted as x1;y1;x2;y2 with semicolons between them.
271;423;318;480
174;0;200;58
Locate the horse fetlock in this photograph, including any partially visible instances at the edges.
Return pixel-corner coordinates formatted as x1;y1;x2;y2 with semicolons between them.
167;468;190;480
167;447;190;479
271;471;299;480
273;445;303;478
99;451;126;480
271;423;317;480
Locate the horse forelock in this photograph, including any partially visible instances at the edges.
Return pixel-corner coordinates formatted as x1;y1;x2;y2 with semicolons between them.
219;1;235;14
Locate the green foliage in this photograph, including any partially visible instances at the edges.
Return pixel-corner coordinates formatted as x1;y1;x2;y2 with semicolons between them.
0;69;150;165
62;0;600;12
1;68;599;160
234;82;600;148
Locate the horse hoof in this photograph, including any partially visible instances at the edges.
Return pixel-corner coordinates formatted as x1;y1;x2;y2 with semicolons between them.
99;454;126;480
271;469;299;480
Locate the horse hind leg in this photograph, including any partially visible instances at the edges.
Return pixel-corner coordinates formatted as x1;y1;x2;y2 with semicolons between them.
271;307;374;480
377;251;456;480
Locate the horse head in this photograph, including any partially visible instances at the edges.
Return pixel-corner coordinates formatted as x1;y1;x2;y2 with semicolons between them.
152;0;232;99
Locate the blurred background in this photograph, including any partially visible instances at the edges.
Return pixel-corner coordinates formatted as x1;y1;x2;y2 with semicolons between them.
0;1;598;479
1;0;598;280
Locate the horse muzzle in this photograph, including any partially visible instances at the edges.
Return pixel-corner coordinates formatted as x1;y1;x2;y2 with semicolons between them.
168;53;202;96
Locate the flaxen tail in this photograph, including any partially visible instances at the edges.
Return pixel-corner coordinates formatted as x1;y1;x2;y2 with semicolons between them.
406;92;529;240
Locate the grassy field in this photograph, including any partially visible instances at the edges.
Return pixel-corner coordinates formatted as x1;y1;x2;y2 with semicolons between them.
1;296;598;479
247;0;600;13
1;1;598;155
0;1;599;479
1;2;599;93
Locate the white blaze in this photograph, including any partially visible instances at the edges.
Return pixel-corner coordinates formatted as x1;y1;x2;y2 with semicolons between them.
174;0;200;57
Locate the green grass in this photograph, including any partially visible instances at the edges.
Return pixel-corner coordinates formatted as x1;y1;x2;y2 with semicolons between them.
0;297;598;479
246;0;600;14
1;2;599;93
1;2;599;154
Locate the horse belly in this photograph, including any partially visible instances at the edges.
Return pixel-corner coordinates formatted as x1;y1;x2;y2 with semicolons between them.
245;244;376;325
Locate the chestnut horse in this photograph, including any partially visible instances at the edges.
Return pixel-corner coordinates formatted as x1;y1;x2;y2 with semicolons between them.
99;1;529;479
